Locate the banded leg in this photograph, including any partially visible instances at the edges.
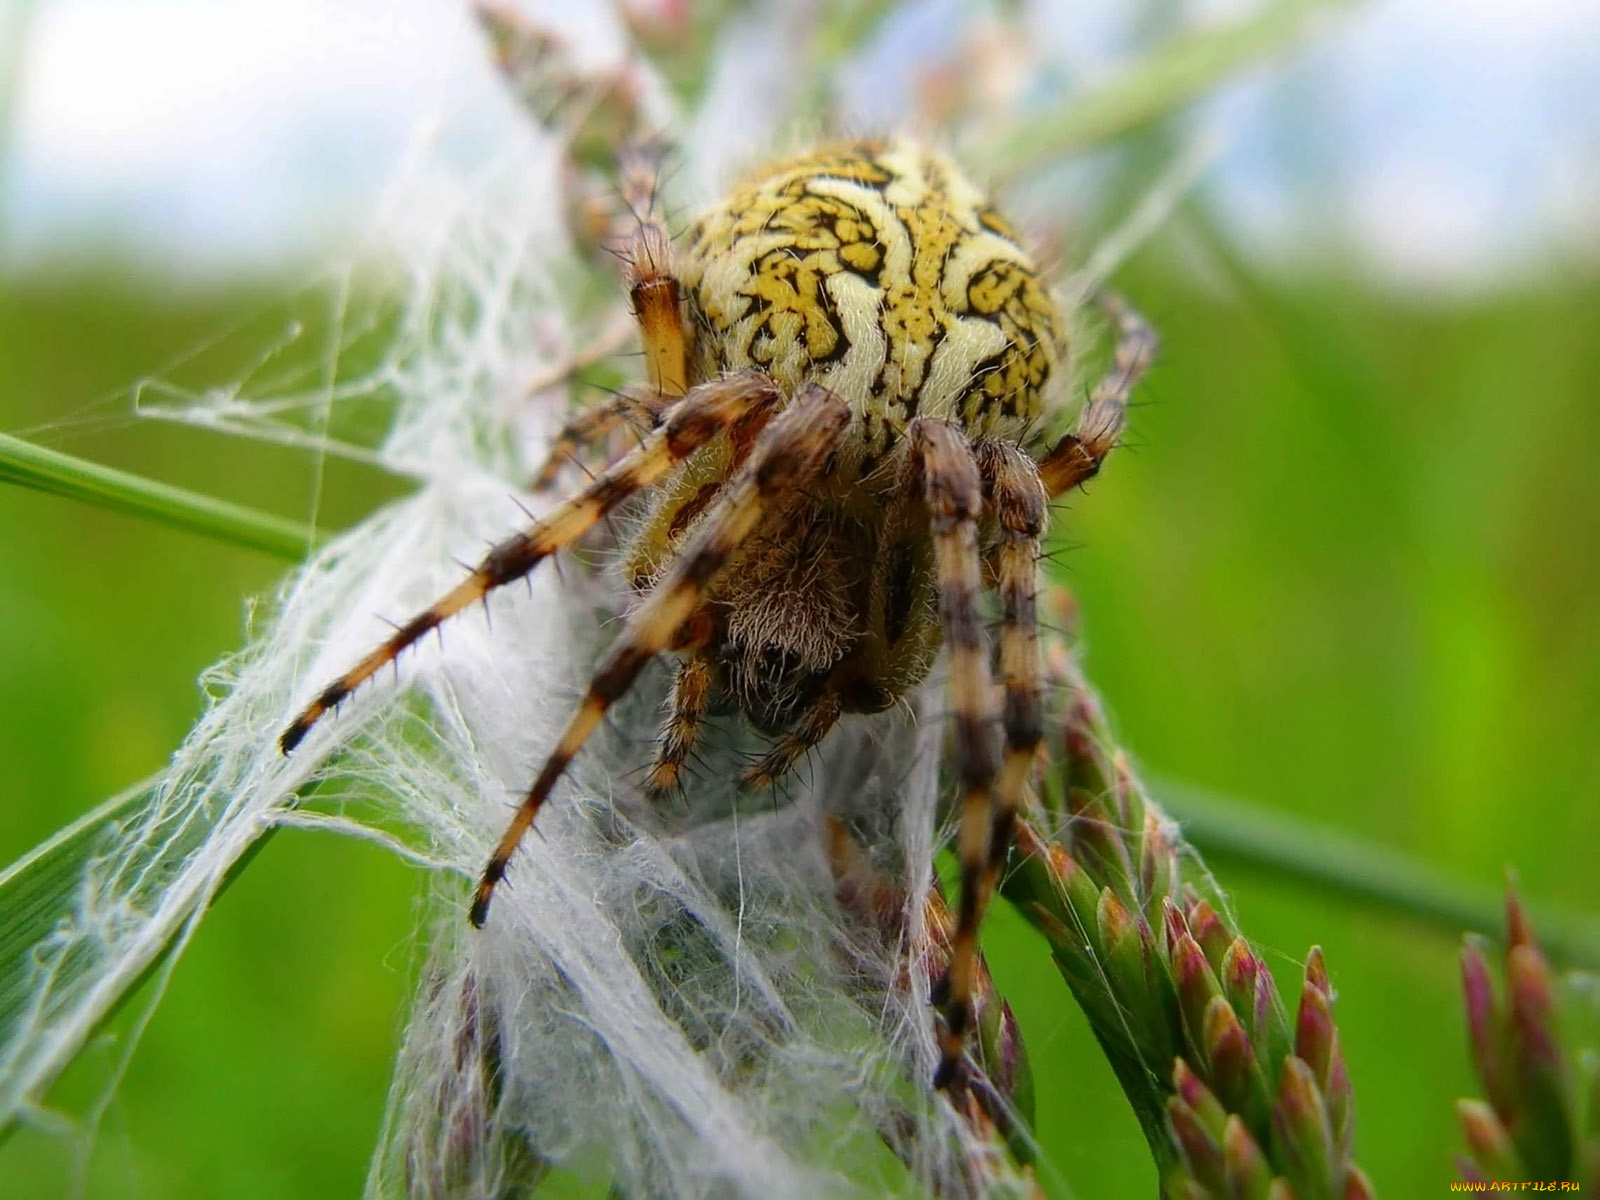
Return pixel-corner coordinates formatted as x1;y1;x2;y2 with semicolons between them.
617;140;689;397
279;369;780;754
975;442;1047;922
531;386;671;489
1037;292;1158;497
470;384;852;927
645;651;715;797
910;419;1000;1090
739;689;844;791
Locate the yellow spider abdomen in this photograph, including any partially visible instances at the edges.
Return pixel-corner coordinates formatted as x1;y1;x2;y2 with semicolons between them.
678;140;1060;466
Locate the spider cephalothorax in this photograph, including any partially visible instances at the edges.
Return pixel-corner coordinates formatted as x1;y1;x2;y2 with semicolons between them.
280;137;1155;1090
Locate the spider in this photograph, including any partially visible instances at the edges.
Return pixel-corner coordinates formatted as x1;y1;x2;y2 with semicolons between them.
280;137;1155;1091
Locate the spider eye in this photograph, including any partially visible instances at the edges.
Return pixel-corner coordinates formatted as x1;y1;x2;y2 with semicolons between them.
841;681;893;713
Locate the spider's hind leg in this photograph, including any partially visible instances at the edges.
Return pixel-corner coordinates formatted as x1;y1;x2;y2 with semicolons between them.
1037;292;1158;497
529;138;689;489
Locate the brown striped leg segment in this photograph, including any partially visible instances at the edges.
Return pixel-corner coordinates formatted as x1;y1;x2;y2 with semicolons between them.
975;442;1046;924
470;383;852;927
739;689;844;791
910;418;1000;1091
278;369;781;755
617;140;689;398
645;651;715;797
531;386;672;490
1037;291;1158;498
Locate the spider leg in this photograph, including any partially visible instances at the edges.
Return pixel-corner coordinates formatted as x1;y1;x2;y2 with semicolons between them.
618;140;689;398
975;441;1046;931
470;383;852;927
910;418;1000;1091
477;4;646;159
1037;291;1158;498
279;369;780;754
739;689;844;791
530;385;672;490
645;649;716;797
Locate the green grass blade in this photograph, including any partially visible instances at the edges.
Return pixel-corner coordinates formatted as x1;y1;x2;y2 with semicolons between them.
0;778;279;1138
1162;779;1600;970
0;783;154;1061
973;0;1356;178
0;779;156;1136
0;432;315;560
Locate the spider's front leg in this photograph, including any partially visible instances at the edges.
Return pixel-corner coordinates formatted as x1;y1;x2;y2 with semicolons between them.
530;141;688;488
471;383;852;927
645;647;716;797
917;295;1156;1086
278;368;780;754
617;139;689;399
530;385;674;490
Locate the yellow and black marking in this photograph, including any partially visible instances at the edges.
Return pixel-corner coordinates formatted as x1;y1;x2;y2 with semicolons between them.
679;139;1061;471
910;418;1000;1090
279;370;780;755
470;384;852;927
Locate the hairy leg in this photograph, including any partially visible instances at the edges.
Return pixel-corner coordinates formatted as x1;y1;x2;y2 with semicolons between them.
1037;292;1158;497
471;383;852;926
279;369;780;753
617;140;689;398
910;418;1000;1090
645;650;716;797
975;441;1046;934
530;385;673;489
739;689;844;791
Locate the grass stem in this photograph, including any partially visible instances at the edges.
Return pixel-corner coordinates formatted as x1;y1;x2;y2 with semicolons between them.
975;0;1356;179
1162;779;1600;969
0;432;316;561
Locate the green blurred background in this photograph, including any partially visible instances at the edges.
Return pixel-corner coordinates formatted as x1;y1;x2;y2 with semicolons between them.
3;2;1599;1197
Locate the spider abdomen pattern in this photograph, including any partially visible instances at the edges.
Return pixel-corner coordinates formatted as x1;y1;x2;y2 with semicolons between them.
679;141;1061;471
